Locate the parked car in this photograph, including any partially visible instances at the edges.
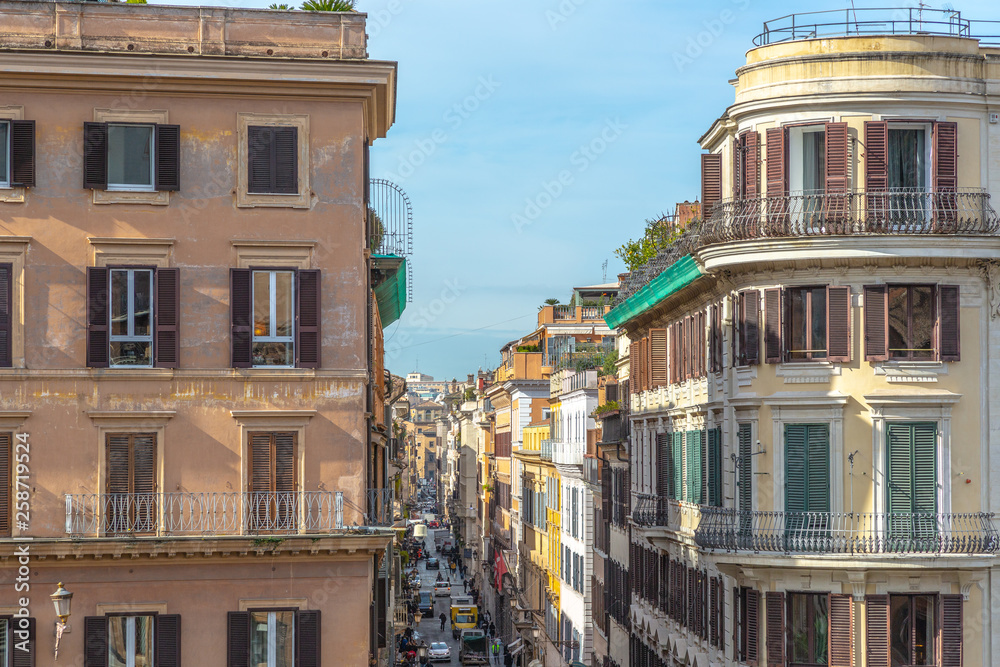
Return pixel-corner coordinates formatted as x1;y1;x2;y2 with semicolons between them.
419;591;434;615
434;581;452;597
426;557;440;570
428;642;451;662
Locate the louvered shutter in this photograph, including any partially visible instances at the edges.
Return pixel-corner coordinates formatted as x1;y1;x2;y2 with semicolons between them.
938;285;960;361
912;423;938;528
886;423;913;541
765;127;787;198
655;433;670;498
865;121;889;228
687;567;695;629
87;267;110;368
933;122;959;225
274;127;299;195
672;432;683;501
733;587;740;660
940;594;962;667
247;126;271;194
155;124;181;191
733;133;745;201
629;338;638;393
741;289;760;365
746;589;760;667
10;120;35;187
297;610;321;667
83;122;108;190
708;304;719;373
717;579;725;651
807;425;831;514
765;592;784;667
784;425;807;516
701;153;723;219
248;432;273;530
0;263;11;367
84;616;109;667
825;122;850;193
106;433;131;532
154;268;180;368
11;617;34;667
649;328;667;387
738;423;752;512
156;614;181;667
274;432;296;493
227;611;250;667
744;131;761;198
707;428;722;507
865;595;889;667
0;434;9;536
828;594;853;667
133;433;157;532
697;311;706;377
230;269;252;368
686;430;703;504
668;323;677;384
710;577;719;646
827;286;851;362
682;316;692;380
642;336;651;392
863;285;888;362
296;269;321;368
763;288;782;364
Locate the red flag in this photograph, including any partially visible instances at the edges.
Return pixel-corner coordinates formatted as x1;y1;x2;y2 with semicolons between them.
494;549;508;591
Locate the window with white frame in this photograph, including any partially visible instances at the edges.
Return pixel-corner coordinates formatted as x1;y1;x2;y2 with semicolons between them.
108;615;154;667
107;124;155;191
250;610;295;667
0;120;8;188
110;268;153;367
252;270;295;367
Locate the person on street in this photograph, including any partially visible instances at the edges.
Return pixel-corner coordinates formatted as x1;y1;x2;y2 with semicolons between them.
488;621;496;637
439;612;446;631
463;578;468;593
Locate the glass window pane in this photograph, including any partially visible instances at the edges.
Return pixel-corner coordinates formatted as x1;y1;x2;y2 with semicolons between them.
275;611;295;667
275;271;294;337
887;287;908;358
0;122;8;183
811;288;827;358
914;596;935;666
250;612;269;666
111;341;152;367
134;616;153;667
253;341;294;366
890;595;910;667
108;125;154;187
788;289;807;360
111;270;129;336
812;594;828;664
108;616;129;667
789;594;810;663
911;287;934;359
254;272;271;337
888;129;927;190
803;130;826;193
134;271;151;336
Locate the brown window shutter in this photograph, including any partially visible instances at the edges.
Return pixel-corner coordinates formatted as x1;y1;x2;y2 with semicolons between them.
155;124;181;192
227;611;250;667
86;266;109;368
154;268;180;368
763;288;782;364
710;576;719;646
765;592;784;667
84;616;109;667
297;610;322;667
717;578;725;653
0;433;9;536
733;133;745;201
938;285;961;362
274;431;296;494
864;121;889;193
746;589;760;667
742;290;760;366
765;126;787;198
708;304;719;373
687;567;695;629
296;269;322;368
732;586;740;660
83;122;108;190
0;263;11;367
11;617;34;667
274;126;299;195
649;328;667;387
247;126;272;194
641;336;650;392
827;286;852;362
106;434;131;495
655;433;669;497
701;153;723;218
865;595;889;667
933;122;958;192
248;432;273;494
229;268;252;368
10;120;35;187
744;131;761;199
863;285;888;362
697;311;707;377
940;594;962;667
668;323;677;384
683;316;692;380
630;338;638;392
825;122;850;194
132;434;157;495
828;594;853;667
156;614;182;667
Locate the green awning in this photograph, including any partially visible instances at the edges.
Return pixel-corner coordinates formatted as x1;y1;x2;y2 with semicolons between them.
373;256;407;327
604;254;703;330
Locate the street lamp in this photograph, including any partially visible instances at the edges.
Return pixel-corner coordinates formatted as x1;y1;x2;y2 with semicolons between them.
50;582;73;661
417;642;429;661
413;610;423;625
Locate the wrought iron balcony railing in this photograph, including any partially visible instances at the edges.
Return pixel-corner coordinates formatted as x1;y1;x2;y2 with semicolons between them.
632;493;682;530
695;508;1000;555
367;488;395;526
540;439;553;461
701;188;1000;245
65;491;349;537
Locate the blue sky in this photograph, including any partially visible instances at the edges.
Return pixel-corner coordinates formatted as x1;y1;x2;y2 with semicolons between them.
165;0;1000;380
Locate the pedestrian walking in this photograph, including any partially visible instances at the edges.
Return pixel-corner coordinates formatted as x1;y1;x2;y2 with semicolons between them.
439;612;446;631
488;621;496;638
463;578;468;593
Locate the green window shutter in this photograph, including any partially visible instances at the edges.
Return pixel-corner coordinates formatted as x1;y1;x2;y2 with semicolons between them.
912;423;937;516
806;424;831;514
784;424;808;515
685;430;703;504
708;428;722;506
672;431;684;501
887;422;938;544
738;423;752;511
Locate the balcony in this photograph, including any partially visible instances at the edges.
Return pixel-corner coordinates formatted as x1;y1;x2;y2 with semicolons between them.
695;508;1000;555
632;493;683;531
583;457;600;486
65;491;393;537
551;440;584;466
540;438;553;461
701;189;999;245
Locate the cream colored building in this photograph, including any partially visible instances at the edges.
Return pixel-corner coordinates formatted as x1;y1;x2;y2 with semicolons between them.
610;10;1000;667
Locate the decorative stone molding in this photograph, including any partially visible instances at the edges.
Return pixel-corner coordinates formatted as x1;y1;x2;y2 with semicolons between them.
0;105;25;203
846;571;867;601
92;108;171;206
89;237;174;268
236;112;311;209
775;361;841;384
977;259;1000;319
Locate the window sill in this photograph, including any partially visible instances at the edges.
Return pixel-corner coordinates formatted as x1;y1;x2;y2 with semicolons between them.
94;189;169;206
874;360;947;383
0;185;25;203
775;361;841;384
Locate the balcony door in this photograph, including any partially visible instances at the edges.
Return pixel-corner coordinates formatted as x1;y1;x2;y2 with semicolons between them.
248;431;297;532
886;422;937;551
788;125;826;231
105;433;157;534
784;424;830;550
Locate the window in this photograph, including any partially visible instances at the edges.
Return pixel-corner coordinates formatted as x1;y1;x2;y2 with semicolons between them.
83;122;179;193
0;117;35;190
864;284;960;363
888;285;934;361
888;127;929;191
734;586;759;664
250;611;295;667
248;126;299;195
105;433;157;534
787;287;827;360
248;432;297;531
790;126;826;195
684;430;703;504
784;424;830;538
734;290;760;366
890;595;936;666
253;270;295;367
0;616;35;665
763;286;851;363
230;268;320;369
87;267;179;369
788;593;828;666
0;121;7;187
108;615;154;667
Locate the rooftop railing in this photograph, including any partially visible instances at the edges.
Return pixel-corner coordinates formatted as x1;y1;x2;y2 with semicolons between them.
701;188;999;245
754;8;1000;47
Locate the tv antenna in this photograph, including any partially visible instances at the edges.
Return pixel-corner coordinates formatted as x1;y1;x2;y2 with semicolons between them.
602;259;608;283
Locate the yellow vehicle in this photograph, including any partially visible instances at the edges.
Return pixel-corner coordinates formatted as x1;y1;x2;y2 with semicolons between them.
450;602;478;639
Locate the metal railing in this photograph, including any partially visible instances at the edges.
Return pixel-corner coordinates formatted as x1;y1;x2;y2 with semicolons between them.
553;305;576;320
367;488;395;526
583;457;600;486
540;439;553;461
754;8;1000;47
65;492;346;537
631;494;682;531
701;189;1000;245
695;508;999;555
551;440;584;466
